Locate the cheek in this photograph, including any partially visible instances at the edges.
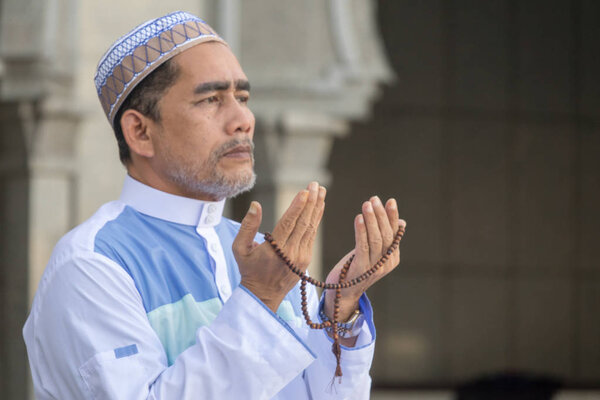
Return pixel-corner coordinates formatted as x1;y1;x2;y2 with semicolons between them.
179;135;218;169
156;107;222;162
163;116;211;151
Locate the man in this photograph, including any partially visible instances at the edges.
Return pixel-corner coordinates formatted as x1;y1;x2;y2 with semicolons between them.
24;11;406;399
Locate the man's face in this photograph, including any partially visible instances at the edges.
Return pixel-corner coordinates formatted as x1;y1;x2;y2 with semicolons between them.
150;42;256;201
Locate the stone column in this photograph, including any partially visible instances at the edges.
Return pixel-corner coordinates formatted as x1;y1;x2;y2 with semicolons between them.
0;0;80;397
0;100;31;400
252;112;348;279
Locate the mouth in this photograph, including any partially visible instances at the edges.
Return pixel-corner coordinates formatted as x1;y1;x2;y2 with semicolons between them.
221;145;253;159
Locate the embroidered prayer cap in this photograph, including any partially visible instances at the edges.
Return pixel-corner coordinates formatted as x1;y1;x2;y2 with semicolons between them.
94;11;227;125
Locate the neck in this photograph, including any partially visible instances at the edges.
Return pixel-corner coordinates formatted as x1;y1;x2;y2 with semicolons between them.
126;161;220;202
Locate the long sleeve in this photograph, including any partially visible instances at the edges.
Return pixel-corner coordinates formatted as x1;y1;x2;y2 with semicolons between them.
24;251;316;400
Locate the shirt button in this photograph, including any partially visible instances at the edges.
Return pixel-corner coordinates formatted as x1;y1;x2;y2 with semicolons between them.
205;215;215;224
220;284;230;294
210;243;219;252
208;204;217;213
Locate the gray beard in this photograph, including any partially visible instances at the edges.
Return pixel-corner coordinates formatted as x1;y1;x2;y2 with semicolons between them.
163;138;256;200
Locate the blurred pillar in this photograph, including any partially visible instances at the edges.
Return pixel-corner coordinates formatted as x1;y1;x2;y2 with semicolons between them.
0;0;80;398
215;0;392;279
252;112;348;279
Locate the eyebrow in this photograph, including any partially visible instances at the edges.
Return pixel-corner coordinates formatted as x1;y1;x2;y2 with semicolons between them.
193;79;250;95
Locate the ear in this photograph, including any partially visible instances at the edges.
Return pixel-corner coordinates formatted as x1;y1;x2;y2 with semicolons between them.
120;109;156;159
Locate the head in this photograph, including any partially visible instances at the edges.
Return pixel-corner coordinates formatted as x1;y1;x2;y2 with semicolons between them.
96;12;256;201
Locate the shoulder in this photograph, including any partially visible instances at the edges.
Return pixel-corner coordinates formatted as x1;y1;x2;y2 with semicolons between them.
33;201;130;300
26;201;145;334
55;201;127;256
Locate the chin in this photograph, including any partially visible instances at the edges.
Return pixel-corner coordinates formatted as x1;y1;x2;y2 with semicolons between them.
193;169;257;200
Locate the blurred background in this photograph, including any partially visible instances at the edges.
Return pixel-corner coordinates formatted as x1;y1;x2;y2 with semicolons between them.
1;0;599;399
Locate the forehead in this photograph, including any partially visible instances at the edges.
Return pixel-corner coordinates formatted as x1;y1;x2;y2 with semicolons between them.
171;42;247;84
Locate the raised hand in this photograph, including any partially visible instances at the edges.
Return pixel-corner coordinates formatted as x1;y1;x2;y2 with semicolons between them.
233;182;326;313
324;196;406;322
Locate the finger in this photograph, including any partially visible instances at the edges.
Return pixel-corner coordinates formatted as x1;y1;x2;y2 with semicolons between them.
362;200;383;263
353;214;370;269
385;198;400;234
271;189;309;241
232;201;262;256
286;181;319;251
299;185;326;259
396;219;407;263
399;218;407;230
383;199;401;267
385;197;406;269
371;196;393;249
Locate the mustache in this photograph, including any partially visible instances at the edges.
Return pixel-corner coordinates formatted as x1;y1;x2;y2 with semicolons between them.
214;138;255;158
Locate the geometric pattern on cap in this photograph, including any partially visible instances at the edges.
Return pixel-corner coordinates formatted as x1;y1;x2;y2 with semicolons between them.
94;11;226;125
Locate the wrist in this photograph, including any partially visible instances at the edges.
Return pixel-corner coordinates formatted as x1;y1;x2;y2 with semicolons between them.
324;290;361;321
240;280;284;314
319;305;365;339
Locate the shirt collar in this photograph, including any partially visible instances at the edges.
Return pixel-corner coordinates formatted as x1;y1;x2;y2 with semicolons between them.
119;175;226;227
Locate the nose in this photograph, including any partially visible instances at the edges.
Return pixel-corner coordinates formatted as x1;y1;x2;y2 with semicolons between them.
225;99;254;137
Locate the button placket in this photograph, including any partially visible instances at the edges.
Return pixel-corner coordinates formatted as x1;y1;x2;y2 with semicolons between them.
197;226;232;302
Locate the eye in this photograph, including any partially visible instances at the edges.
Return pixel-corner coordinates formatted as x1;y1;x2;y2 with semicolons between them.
237;95;250;104
203;96;219;104
196;95;220;106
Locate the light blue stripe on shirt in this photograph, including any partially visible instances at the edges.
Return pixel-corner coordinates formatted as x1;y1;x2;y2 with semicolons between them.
147;294;304;365
147;295;223;365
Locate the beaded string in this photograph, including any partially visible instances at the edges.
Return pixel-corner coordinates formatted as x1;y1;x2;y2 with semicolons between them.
263;225;405;379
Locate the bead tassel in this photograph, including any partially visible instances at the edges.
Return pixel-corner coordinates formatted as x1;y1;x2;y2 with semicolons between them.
264;226;405;379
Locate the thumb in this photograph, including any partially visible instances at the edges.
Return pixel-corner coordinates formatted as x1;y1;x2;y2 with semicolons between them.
233;201;262;255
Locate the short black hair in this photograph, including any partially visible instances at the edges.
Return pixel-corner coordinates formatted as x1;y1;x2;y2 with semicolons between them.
112;59;180;164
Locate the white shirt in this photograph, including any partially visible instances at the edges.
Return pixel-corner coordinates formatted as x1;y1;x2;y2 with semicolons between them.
23;175;376;399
